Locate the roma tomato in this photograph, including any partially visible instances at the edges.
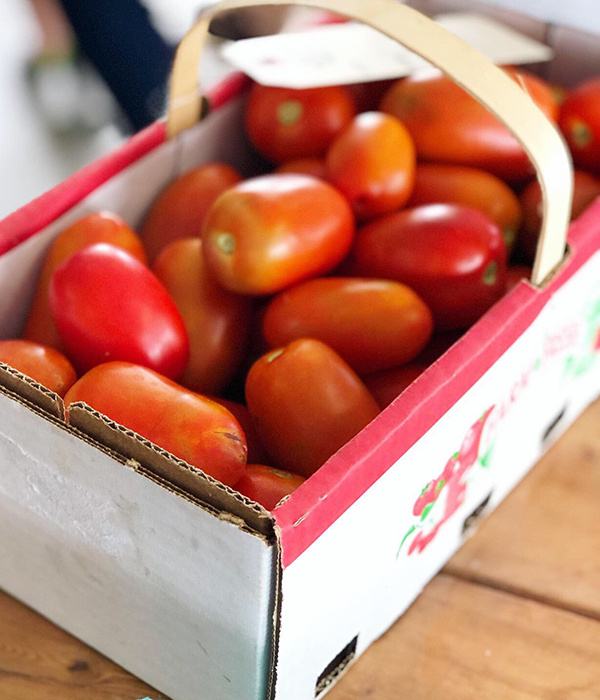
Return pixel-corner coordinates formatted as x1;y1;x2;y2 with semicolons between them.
50;243;189;378
245;84;355;163
409;164;522;254
234;464;305;510
202;174;355;295
140;163;241;263
263;277;433;374
381;68;558;182
275;157;326;179
246;339;380;477
64;362;247;485
0;339;77;398
326;111;416;220
353;204;507;330
506;265;532;292
519;170;600;262
153;239;252;394
23;211;147;351
560;78;600;173
208;396;267;464
364;363;428;409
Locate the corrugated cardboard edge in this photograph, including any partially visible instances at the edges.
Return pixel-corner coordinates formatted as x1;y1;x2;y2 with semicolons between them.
0;363;64;419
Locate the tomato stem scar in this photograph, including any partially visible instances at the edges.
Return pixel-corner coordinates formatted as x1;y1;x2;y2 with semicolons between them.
215;232;236;255
482;261;498;286
277;100;303;126
266;349;284;363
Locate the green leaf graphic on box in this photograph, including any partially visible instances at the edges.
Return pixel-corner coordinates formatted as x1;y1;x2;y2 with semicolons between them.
420;502;435;521
397;525;416;557
479;440;495;469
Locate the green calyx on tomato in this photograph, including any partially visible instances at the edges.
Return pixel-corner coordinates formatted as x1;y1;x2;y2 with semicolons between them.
570;119;593;148
277;100;303;126
266;348;284;363
503;226;516;251
482;261;498;286
215;232;236;255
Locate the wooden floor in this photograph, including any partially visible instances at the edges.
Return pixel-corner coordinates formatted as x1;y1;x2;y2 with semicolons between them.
1;400;599;700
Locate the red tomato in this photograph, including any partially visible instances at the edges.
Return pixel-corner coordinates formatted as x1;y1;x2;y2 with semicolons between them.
202;174;355;295
23;211;147;351
64;362;247;485
234;464;305;510
353;204;507;330
275;157;327;179
153;239;252;394
263;277;433;374
246;339;380;477
0;339;77;398
345;79;396;112
326;111;416;220
208;396;267;464
50;243;189;378
140;163;241;263
409;164;522;254
381;67;558;182
506;265;532;292
245;84;355;163
364;363;428;409
560;78;600;173
519;170;600;262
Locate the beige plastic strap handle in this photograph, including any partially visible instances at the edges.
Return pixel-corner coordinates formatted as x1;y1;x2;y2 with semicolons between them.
167;0;573;286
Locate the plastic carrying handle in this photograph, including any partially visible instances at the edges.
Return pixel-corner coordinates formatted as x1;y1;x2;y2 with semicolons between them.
167;0;573;286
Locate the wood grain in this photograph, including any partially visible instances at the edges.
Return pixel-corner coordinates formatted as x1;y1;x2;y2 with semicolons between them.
446;398;600;619
329;573;600;700
0;590;164;700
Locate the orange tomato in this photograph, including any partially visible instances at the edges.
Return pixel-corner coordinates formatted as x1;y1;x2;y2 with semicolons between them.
140;163;241;263
245;84;355;163
519;170;600;262
64;362;247;486
22;211;146;351
326;111;416;220
381;67;558;182
246;339;380;477
559;78;600;174
0;339;77;398
263;277;433;374
208;396;267;464
275;157;327;179
364;363;428;409
234;464;305;510
153;239;252;394
409;164;522;254
202;174;355;295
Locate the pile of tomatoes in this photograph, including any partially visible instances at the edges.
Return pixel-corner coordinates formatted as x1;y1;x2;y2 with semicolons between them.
2;70;599;511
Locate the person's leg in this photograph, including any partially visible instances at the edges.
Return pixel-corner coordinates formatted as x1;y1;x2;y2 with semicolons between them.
57;0;175;131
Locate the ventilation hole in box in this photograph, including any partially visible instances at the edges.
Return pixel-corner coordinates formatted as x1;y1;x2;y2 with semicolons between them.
315;636;358;696
542;405;567;444
462;492;493;535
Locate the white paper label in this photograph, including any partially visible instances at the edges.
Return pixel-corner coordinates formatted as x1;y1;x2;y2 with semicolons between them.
221;12;554;89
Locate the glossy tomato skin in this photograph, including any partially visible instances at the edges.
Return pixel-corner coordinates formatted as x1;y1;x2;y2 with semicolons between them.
381;68;558;182
246;339;380;477
326;112;416;220
519;170;600;262
559;78;600;173
506;265;532;293
0;339;77;398
409;164;522;254
202;174;355;295
353;204;507;330
23;211;147;351
50;243;189;378
245;84;355;163
364;363;428;409
140;163;241;263
263;277;433;374
153;239;252;394
234;464;305;510
207;396;267;464
64;362;247;485
275;157;327;179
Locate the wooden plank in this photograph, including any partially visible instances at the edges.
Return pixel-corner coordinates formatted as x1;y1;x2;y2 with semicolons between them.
446;398;600;618
330;573;600;700
0;590;165;700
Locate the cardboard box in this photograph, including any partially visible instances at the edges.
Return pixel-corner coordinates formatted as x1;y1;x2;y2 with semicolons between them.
0;2;599;699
